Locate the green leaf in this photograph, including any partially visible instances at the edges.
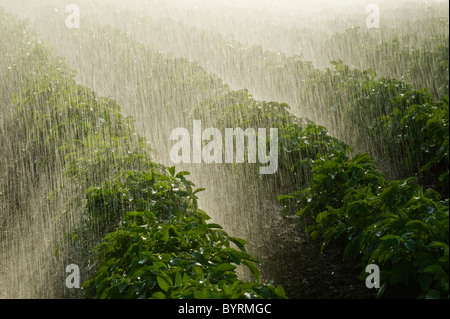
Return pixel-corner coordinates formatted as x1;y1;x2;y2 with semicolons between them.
242;260;260;283
275;285;286;298
207;223;223;229
117;281;128;293
377;282;387;298
343;237;361;261
153;261;167;271
405;220;432;237
192;252;207;264
316;211;329;224
276;195;294;201
404;239;416;252
223;248;244;264
211;263;236;276
175;171;190;178
157;275;173;292
183;272;192;282
174;271;183;287
151;291;166;299
418;274;433;292
427;241;449;251
193;188;206;195
194;290;209;299
423;264;446;276
230;237;247;252
381;234;402;242
167;166;176;177
425;290;441;299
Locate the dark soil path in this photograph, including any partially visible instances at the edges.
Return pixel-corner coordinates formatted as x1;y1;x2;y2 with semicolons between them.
262;216;377;299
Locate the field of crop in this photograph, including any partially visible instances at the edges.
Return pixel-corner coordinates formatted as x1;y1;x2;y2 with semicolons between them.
0;0;448;301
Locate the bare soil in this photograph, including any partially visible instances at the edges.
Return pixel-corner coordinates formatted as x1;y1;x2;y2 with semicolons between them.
261;216;378;299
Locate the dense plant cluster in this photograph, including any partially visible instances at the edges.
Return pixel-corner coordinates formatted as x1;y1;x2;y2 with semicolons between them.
279;151;448;297
278;137;448;299
0;9;285;299
374;94;449;195
297;61;449;174
82;169;285;299
191;89;351;196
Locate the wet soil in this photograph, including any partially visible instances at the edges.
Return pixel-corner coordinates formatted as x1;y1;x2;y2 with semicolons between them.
261;216;377;299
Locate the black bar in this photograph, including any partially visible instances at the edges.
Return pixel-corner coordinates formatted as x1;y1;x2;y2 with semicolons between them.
1;299;448;317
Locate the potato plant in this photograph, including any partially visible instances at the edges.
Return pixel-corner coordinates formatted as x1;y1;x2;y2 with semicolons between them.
82;169;286;299
278;150;449;298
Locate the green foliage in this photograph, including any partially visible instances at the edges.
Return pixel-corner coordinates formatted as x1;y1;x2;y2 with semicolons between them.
0;20;286;299
322;31;449;99
373;95;449;195
362;190;449;298
280;152;384;222
6;42;154;181
298;60;449;197
192;89;352;195
263;119;351;199
82;169;286;299
278;149;449;298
